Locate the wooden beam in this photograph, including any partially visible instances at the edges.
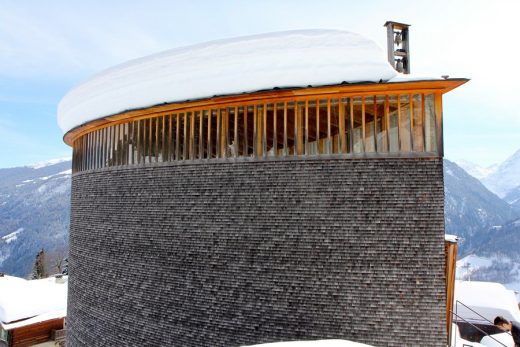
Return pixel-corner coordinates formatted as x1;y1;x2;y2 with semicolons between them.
385;96;391;153
327;99;331;154
435;93;444;156
189;111;196;160
161;115;166;161
272;104;277;157
361;96;366;153
199;111;204;160
263;104;267;157
339;98;346;153
234;106;238;157
176;114;180;160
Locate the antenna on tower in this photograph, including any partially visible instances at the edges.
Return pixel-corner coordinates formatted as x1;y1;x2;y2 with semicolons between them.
384;21;411;74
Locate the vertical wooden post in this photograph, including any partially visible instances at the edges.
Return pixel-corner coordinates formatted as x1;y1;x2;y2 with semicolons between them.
220;108;228;158
136;121;141;164
176;114;181;161
397;96;402;151
161;116;166;161
283;102;288;155
435;93;443;157
207;110;212;159
216;109;221;158
385;96;391;152
326;99;331;154
116;123;121;166
305;100;309;155
297;101;303;155
183;113;188;160
373;95;378;152
409;94;415;151
421;94;426;152
190;112;196;160
199;111;204;160
272;104;277;157
168;115;173;161
361;96;366;153
316;100;320;155
445;239;458;347
148;118;152;163
243;106;248;157
234;106;238;158
263;104;267;157
253;105;258;157
339;98;346;153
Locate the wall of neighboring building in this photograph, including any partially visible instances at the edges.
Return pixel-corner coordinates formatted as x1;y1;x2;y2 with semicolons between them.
9;318;64;347
67;157;446;347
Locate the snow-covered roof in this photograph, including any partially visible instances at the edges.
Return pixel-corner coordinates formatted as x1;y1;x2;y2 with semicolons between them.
445;234;459;243
454;280;520;324
0;275;67;328
480;332;514;347
242;340;373;347
57;29;442;134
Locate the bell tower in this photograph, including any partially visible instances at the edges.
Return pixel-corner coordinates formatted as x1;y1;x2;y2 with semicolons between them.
384;21;411;74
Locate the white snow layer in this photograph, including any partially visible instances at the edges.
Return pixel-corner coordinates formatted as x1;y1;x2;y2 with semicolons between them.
0;275;67;324
1;228;23;244
242;340;373;347
29;157;71;169
454;280;520;324
445;234;459;243
480;332;514;347
57;29;441;133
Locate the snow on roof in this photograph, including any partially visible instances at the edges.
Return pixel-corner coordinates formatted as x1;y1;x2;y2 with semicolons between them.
57;29;442;134
480;332;514;347
1;309;66;331
242;340;373;347
454;280;520;324
445;234;459;243
0;275;67;327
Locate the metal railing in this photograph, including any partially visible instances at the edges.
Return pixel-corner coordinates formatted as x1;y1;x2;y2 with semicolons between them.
451;300;512;347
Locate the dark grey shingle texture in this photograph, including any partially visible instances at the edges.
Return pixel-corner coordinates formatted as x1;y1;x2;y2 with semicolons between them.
67;157;446;347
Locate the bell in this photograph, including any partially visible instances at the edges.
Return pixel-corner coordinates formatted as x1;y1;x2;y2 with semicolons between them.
394;32;402;46
396;59;404;72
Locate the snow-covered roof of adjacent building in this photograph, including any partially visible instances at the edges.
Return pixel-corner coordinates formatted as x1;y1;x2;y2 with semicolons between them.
454;280;520;324
57;29;442;134
242;340;373;347
0;275;67;329
480;332;515;347
445;234;459;243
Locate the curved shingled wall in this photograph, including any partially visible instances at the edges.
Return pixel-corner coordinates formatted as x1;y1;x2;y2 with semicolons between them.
67;157;446;347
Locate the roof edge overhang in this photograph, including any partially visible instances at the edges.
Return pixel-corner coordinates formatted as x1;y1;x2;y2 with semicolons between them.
63;78;468;146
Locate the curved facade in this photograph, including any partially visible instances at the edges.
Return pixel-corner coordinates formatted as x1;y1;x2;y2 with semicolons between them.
61;31;467;347
69;156;445;347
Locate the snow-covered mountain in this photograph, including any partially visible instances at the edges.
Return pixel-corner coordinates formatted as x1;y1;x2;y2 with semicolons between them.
0;160;71;277
481;149;520;198
0;157;518;291
455;159;497;180
505;186;520;211
444;159;518;254
456;218;520;298
451;151;520;297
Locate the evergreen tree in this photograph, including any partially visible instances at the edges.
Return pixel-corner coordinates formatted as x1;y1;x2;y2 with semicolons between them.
32;249;47;279
62;257;68;275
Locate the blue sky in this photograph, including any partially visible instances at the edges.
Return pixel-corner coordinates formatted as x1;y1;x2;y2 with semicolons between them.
1;0;519;168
